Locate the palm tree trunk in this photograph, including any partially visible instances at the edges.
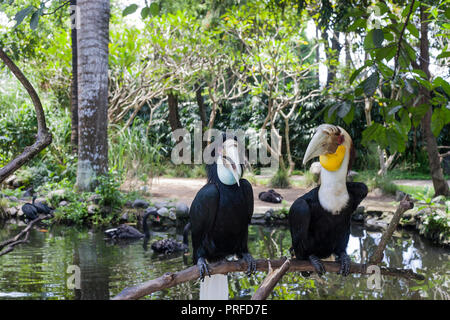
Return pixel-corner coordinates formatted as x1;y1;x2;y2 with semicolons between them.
76;0;110;192
70;0;78;154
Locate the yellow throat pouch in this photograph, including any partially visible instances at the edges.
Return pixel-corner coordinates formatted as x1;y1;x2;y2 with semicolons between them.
319;145;346;171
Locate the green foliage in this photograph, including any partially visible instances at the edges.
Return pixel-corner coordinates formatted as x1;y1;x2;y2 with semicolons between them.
163;163;206;179
0;80;76;188
270;167;291;188
122;4;138;16
353;170;398;194
411;188;450;245
2;0;449;211
243;172;258;186
52;198;89;227
95;170;124;210
122;3;160;18
47;174;124;227
0;82;37;166
339;1;450;156
109;120;165;181
278;202;289;218
2;0;70;31
301;170;318;187
420;208;450;245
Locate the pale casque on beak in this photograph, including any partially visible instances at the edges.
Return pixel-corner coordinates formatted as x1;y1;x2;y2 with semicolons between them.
303;124;344;165
221;139;242;187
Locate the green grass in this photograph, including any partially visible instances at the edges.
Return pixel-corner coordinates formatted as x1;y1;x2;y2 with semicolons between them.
291;170;317;188
352;170;399;195
162;163;207;178
396;184;435;196
387;168;449;180
109;121;165;181
352;169;445;196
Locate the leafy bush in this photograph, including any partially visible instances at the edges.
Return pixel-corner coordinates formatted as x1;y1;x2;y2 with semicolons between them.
270;167;290;188
354;171;398;194
48;174;124;227
411;188;450;245
109;120;165;181
300;170;318;188
420;208;450;245
53;200;89;227
163;163;207;179
95;170;124;210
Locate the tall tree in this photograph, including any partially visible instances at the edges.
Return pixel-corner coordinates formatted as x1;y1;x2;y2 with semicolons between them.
76;0;110;191
334;1;449;195
418;4;449;196
70;0;78;154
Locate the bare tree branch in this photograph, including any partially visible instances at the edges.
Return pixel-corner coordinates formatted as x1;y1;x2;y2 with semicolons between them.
251;258;291;300
0;47;52;184
370;195;415;265
0;214;52;256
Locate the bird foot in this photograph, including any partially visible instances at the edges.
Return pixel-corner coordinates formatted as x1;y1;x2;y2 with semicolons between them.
242;253;257;276
309;255;326;276
197;257;211;281
336;252;351;277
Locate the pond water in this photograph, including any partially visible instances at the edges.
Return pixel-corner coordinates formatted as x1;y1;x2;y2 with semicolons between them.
0;220;448;300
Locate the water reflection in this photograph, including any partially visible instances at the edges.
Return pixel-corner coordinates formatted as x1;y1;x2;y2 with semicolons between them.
0;221;448;300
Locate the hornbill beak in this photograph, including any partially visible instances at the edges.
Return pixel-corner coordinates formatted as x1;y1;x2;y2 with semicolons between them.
303;124;343;165
222;139;242;187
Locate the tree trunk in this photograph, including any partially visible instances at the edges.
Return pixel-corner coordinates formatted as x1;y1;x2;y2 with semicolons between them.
323;31;341;87
167;92;183;157
195;83;207;150
344;34;353;69
284;117;295;175
195;83;207;131
378;146;387;176
70;0;78;154
418;5;449;196
76;0;110;192
167;92;181;132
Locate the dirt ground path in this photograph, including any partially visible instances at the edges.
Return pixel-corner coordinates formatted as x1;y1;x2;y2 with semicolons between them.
123;177;399;215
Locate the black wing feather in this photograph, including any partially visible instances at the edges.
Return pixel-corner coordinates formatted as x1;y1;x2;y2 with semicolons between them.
288;198;311;259
239;179;254;224
189;183;220;263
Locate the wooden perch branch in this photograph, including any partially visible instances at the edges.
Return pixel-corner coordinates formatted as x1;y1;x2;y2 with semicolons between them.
251;258;291;300
370;195;414;265
113;257;424;300
0;47;52;184
0;214;52;256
